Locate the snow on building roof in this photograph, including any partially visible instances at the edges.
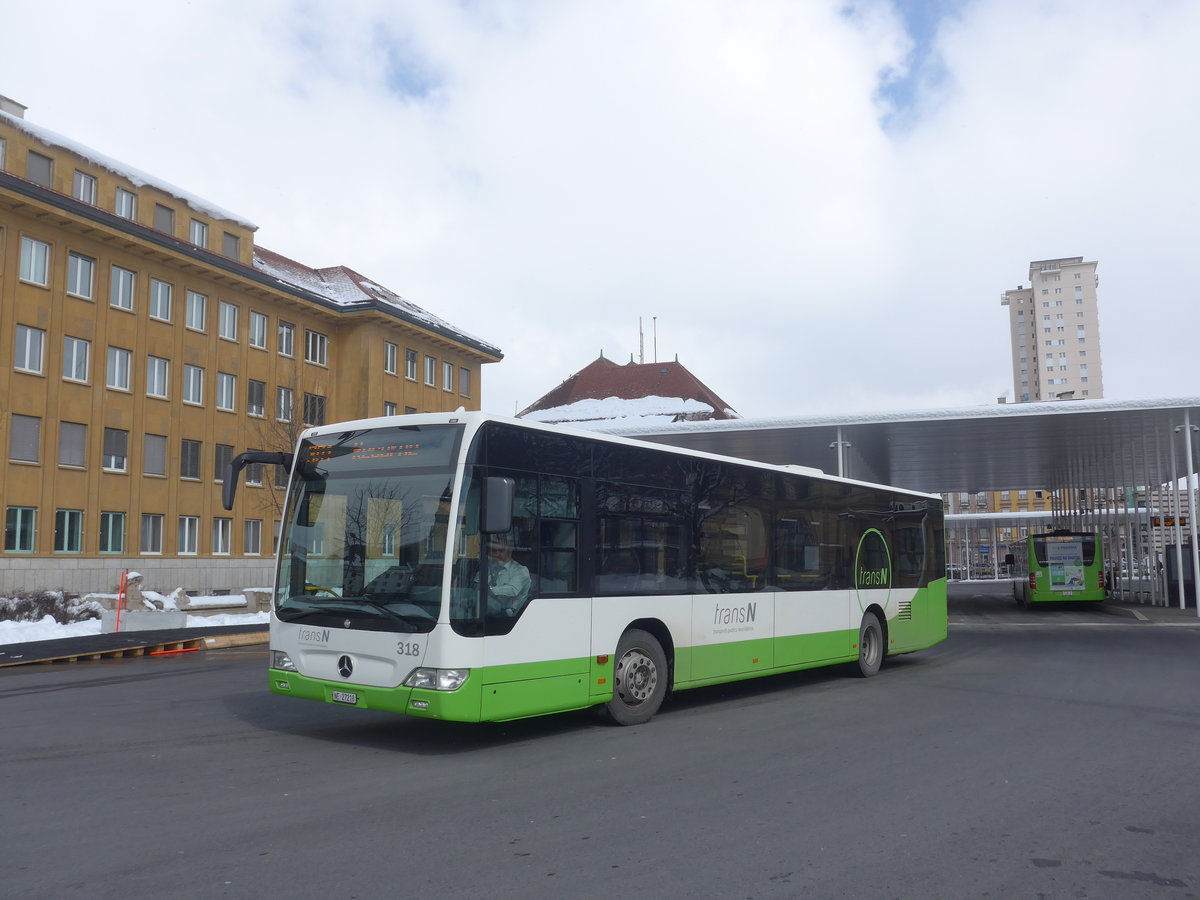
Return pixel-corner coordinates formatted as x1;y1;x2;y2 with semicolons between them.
253;246;500;355
521;394;720;425
519;355;739;423
0;109;256;229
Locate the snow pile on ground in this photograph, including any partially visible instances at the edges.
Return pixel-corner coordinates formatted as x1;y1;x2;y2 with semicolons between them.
0;591;269;646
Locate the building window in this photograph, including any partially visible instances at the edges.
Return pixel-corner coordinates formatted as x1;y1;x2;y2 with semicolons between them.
99;512;126;554
247;379;265;417
106;346;132;390
73;170;97;204
303;393;326;426
59;422;86;468
249;311;267;349
276;386;293;421
442;361;454;391
219;301;238;340
384;401;397;417
143;433;167;476
102;427;128;472
67;251;95;298
115;187;137;220
149;278;172;320
63;336;90;382
384;341;398;374
8;412;39;460
180;439;201;480
19;236;50;285
15;324;45;374
216;372;236;411
146;356;169;398
405;348;418;380
54;509;83;554
214;444;233;482
190;219;208;248
424;356;436;386
213;518;232;555
305;330;328;365
178;516;199;555
140;514;164;554
222;231;240;259
405;406;417;415
186;290;207;331
27;150;52;187
245;455;263;486
154;203;175;234
244;519;262;556
5;507;37;553
183;364;204;405
459;367;471;397
278;321;295;356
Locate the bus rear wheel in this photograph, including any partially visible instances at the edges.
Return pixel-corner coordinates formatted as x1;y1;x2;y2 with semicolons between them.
856;612;884;678
605;629;667;725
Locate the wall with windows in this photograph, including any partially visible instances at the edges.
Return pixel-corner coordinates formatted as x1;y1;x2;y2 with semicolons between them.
0;110;500;594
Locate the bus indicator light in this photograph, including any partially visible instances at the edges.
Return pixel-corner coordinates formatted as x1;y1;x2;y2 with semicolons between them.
597;678;607;685
597;655;609;664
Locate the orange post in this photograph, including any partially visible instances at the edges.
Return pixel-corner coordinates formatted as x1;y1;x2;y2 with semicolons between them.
114;570;127;633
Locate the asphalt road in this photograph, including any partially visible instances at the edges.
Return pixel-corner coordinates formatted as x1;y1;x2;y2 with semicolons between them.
3;587;1199;899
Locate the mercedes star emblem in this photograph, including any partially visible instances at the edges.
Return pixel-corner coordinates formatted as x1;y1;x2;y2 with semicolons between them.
337;655;353;678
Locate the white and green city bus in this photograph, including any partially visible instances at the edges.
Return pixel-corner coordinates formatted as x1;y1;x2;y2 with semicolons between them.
1009;530;1105;606
224;413;948;725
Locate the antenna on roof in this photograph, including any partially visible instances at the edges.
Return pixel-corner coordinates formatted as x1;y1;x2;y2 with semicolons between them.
638;317;644;364
653;316;657;364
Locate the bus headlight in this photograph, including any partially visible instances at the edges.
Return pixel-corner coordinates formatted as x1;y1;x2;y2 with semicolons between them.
404;668;469;691
272;650;298;672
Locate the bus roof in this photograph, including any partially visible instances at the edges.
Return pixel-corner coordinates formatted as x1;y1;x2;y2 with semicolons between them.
297;412;941;501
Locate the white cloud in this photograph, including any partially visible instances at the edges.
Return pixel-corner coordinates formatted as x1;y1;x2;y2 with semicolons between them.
3;0;1197;418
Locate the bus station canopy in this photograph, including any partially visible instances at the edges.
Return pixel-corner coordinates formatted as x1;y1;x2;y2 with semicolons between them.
602;396;1200;495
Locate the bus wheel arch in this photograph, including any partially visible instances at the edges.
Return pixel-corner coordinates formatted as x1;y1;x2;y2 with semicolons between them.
605;624;671;726
856;607;886;678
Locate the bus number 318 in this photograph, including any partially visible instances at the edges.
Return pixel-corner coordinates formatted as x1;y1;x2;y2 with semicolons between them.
397;642;422;657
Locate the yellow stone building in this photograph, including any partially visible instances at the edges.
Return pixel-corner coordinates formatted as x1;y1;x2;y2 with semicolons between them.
0;97;501;595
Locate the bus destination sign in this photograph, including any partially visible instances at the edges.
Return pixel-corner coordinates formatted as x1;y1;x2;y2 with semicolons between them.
301;425;462;473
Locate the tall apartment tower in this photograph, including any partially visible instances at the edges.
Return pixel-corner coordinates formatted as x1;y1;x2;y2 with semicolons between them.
1000;257;1103;402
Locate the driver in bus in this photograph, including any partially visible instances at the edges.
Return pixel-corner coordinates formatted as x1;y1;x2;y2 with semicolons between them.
486;535;531;617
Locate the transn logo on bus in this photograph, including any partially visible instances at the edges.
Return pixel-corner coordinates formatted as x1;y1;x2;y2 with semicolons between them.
714;601;757;625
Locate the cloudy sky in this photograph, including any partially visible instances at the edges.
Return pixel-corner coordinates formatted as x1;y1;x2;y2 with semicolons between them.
3;0;1197;419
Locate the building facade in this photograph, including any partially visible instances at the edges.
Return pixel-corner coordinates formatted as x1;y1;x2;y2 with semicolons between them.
1000;257;1104;402
1;99;501;595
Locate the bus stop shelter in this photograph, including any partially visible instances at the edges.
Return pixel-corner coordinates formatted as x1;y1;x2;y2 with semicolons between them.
604;396;1200;612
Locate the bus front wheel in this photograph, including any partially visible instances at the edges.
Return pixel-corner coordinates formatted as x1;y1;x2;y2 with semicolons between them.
856;612;884;678
606;629;668;725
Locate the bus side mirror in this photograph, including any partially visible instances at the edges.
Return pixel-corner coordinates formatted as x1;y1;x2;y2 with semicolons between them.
483;476;515;534
223;451;294;510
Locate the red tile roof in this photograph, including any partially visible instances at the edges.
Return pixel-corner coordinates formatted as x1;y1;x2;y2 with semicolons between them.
518;354;738;421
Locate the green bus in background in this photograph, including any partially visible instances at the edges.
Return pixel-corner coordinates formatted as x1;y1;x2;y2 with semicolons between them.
1010;530;1105;606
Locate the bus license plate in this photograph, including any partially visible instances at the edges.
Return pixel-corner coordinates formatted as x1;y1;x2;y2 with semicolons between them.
332;690;358;705
1063;591;1073;597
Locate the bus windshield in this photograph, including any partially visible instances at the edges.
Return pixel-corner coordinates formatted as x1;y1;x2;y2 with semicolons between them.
274;424;463;633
